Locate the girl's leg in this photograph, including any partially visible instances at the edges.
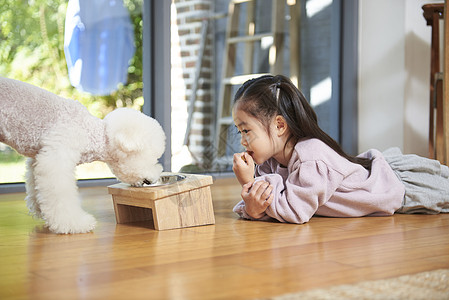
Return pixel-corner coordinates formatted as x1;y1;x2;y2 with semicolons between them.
383;147;449;214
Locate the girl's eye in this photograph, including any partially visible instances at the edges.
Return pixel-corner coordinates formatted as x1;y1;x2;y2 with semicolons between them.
238;129;250;135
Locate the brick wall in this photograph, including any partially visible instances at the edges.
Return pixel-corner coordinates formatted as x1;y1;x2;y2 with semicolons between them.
171;0;215;171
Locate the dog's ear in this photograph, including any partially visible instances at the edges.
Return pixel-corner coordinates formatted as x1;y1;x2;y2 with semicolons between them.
104;108;147;153
109;132;136;153
104;108;165;155
113;129;145;153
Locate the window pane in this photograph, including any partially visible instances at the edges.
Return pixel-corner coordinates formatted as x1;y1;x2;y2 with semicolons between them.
0;0;143;184
0;144;26;183
170;0;339;174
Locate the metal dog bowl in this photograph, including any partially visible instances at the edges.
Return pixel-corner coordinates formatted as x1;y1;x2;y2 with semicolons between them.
141;174;186;187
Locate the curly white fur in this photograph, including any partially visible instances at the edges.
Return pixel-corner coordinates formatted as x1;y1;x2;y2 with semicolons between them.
0;77;166;234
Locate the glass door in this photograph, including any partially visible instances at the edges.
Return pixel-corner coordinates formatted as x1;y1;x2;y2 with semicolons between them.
170;0;342;174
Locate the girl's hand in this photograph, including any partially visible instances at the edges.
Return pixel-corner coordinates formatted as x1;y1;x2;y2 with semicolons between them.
241;181;274;219
233;152;255;186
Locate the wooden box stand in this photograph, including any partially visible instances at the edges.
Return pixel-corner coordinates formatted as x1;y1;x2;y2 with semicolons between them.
108;173;215;230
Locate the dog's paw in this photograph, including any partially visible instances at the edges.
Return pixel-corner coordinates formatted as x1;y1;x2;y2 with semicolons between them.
47;211;97;234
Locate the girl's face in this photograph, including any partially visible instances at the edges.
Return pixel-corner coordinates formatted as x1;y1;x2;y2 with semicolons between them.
233;107;275;165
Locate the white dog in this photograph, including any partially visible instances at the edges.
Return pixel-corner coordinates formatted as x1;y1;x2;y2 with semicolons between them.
0;77;166;234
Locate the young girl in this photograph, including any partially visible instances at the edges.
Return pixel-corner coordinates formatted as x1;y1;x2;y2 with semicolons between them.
232;74;449;223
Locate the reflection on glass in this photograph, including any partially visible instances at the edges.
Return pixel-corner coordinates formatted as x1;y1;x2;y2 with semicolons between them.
170;0;339;174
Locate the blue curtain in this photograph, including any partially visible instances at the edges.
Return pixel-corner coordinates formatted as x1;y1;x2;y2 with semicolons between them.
64;0;135;95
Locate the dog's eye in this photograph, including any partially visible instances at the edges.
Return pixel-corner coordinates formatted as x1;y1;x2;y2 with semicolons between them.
143;179;152;185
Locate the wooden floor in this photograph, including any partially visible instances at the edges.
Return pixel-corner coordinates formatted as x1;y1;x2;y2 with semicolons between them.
1;177;449;300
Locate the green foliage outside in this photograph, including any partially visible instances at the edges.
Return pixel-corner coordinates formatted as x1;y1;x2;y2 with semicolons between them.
0;0;143;183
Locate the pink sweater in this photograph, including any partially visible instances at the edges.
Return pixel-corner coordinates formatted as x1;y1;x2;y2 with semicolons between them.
233;138;405;224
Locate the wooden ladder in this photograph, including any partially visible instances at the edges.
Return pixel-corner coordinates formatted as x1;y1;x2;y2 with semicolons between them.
422;3;448;165
214;0;286;166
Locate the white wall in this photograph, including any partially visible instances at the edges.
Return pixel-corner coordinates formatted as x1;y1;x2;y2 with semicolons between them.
358;0;444;155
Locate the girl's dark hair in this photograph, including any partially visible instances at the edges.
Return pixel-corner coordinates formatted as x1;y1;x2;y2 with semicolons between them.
233;74;372;170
